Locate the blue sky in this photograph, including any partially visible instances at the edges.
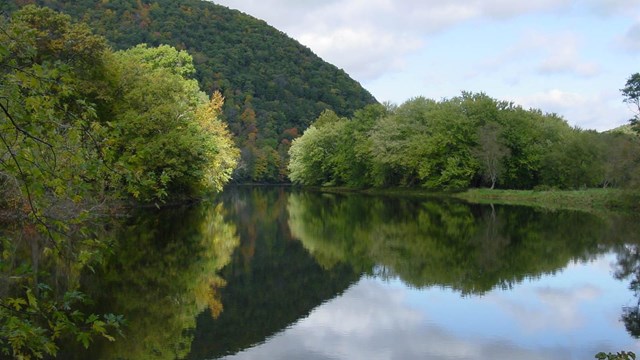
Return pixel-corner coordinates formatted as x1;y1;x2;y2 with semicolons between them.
212;0;640;131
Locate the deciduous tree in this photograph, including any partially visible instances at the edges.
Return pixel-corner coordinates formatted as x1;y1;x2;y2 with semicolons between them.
622;73;640;134
474;123;510;189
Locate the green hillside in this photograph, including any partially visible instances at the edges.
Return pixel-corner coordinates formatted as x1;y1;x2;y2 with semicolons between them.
2;0;377;182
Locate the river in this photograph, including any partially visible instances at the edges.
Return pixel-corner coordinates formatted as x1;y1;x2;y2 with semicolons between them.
52;186;640;359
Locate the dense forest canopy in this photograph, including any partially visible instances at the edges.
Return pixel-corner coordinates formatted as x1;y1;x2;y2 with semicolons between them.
2;0;378;183
288;93;640;190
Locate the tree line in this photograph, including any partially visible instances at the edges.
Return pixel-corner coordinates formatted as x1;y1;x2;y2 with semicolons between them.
288;92;640;190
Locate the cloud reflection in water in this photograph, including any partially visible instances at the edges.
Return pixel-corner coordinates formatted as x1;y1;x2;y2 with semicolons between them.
219;269;632;360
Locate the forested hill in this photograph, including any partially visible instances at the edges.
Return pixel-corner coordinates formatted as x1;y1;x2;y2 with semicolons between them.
3;0;377;182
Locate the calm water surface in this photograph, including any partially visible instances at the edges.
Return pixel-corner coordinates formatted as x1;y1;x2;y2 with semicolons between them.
62;186;640;359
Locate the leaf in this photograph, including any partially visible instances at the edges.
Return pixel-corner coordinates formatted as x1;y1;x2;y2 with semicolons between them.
76;332;91;349
0;43;9;59
26;289;38;309
7;298;27;311
85;314;99;324
91;320;106;334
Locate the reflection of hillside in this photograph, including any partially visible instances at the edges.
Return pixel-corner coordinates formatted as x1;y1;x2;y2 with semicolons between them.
59;202;239;360
289;192;620;295
187;187;359;359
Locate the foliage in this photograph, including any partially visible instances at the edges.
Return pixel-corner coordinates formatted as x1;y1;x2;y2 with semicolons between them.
288;110;347;186
622;73;640;134
0;8;122;355
0;5;239;357
3;0;378;183
289;92;640;191
0;284;124;359
596;351;636;360
103;44;238;201
0;4;110;230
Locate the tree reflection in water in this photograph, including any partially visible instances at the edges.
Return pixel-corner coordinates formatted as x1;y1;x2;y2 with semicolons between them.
288;191;617;295
614;244;640;338
31;187;640;358
59;201;239;360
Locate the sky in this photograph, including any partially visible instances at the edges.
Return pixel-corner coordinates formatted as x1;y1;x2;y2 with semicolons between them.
211;0;640;131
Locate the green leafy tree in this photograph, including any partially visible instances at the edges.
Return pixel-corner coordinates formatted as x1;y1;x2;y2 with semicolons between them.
103;44;238;201
541;129;604;189
288;110;347;186
0;4;110;225
331;104;387;187
474;123;510;189
600;132;640;188
0;7;127;357
621;73;640;134
367;97;479;189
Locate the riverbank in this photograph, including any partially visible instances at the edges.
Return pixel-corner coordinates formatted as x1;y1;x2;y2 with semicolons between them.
307;186;640;214
453;188;640;213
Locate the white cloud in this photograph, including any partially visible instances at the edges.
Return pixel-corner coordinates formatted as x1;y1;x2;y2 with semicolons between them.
517;89;592;110
298;27;423;80
212;0;576;80
512;89;629;130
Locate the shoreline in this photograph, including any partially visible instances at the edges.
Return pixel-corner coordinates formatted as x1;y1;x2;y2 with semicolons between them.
301;186;640;214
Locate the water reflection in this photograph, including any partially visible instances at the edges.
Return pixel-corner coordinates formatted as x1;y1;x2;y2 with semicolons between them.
219;269;635;360
288;191;614;294
9;186;640;359
614;244;640;338
60;201;239;359
187;187;359;359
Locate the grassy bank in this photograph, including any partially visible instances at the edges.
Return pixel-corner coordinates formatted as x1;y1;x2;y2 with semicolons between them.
453;188;640;213
307;186;640;214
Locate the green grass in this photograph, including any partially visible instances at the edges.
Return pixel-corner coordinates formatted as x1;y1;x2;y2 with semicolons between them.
308;186;640;214
453;188;640;213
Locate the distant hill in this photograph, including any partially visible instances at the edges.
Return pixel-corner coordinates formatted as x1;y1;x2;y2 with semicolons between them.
3;0;377;182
